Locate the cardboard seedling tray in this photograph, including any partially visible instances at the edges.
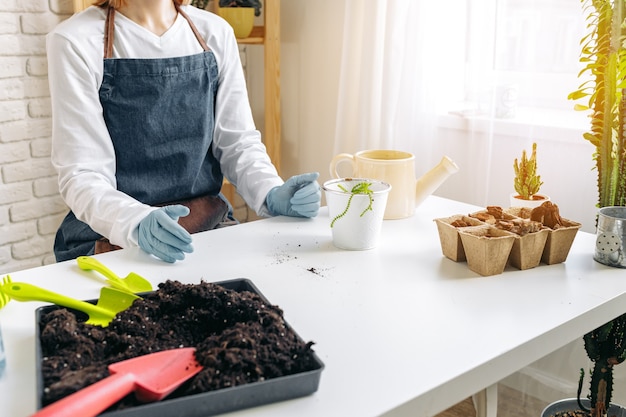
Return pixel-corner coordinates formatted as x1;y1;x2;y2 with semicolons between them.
505;207;581;265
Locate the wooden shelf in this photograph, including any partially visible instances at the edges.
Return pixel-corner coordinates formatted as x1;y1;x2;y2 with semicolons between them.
214;0;281;205
217;1;281;173
237;26;265;44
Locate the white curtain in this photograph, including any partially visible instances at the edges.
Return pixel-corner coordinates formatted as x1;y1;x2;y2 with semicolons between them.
330;0;626;410
333;0;466;176
332;0;599;232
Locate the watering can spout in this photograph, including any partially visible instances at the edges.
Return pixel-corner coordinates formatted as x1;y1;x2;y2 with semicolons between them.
415;156;459;208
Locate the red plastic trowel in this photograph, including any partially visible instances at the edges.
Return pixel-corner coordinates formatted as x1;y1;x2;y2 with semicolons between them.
32;347;202;417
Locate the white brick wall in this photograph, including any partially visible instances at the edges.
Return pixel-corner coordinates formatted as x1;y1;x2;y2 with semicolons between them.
0;0;72;274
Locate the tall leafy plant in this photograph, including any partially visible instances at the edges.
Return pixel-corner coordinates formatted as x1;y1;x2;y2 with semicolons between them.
569;0;626;208
568;2;626;416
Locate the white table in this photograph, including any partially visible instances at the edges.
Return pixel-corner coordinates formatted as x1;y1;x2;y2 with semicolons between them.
2;196;625;417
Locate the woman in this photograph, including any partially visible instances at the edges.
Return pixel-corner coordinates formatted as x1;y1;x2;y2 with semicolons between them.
47;0;320;263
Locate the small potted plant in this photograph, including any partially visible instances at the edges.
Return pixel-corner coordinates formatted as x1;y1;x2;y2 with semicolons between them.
541;312;626;417
191;0;262;15
322;178;391;251
190;0;210;9
510;142;549;208
579;313;626;416
329;181;375;228
213;0;261;38
218;0;262;16
191;0;261;39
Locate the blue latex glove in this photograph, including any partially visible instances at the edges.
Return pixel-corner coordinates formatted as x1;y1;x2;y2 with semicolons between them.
266;172;321;218
138;205;194;263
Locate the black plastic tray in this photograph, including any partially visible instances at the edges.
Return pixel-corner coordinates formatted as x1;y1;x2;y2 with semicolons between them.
35;278;324;416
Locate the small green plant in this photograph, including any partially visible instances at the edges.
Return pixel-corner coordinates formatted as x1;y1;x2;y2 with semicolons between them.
190;0;210;9
219;0;262;16
513;142;543;200
190;0;262;16
330;182;374;228
576;312;626;417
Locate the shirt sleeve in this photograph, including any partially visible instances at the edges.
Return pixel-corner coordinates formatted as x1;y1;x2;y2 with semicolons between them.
48;6;285;252
200;8;284;217
47;25;155;249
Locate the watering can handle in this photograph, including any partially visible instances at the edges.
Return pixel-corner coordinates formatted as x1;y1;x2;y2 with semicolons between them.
329;153;356;179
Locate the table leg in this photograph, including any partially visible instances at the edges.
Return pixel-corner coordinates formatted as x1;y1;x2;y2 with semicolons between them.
472;384;498;417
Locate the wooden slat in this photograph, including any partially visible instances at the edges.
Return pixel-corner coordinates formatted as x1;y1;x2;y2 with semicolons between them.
262;0;281;173
236;26;265;44
73;0;92;12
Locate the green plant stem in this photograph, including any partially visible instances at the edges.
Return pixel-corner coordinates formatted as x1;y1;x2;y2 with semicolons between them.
330;193;355;228
577;368;590;413
330;182;374;227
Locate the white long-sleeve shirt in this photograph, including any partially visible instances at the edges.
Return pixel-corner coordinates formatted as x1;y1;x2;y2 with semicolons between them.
47;5;283;249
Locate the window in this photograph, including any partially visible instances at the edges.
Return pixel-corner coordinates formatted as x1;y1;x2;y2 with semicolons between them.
463;0;587;112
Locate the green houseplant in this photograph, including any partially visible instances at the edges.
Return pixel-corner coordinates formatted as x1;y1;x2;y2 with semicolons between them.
576;313;626;417
510;143;548;208
568;0;626;209
322;178;391;251
190;0;210;9
190;1;262;38
513;142;544;200
191;0;262;15
219;0;262;16
330;182;374;228
553;1;626;416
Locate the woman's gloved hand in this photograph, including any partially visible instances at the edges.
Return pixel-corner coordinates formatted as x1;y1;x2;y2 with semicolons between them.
266;172;321;218
138;205;194;263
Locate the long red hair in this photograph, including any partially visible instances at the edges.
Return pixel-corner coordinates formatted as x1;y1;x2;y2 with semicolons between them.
92;0;192;8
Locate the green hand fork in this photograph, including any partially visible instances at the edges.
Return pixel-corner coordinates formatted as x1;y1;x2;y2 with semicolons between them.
76;256;153;294
0;275;139;327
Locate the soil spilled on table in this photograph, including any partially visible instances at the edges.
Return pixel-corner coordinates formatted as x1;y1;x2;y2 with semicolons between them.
38;280;318;411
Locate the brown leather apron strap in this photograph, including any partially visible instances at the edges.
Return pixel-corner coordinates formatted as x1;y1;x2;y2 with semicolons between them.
95;195;230;255
103;3;210;59
95;239;122;254
103;6;115;59
175;3;210;52
161;194;229;235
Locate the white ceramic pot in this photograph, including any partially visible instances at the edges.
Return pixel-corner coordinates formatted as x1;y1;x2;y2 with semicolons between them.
323;178;391;250
509;192;550;209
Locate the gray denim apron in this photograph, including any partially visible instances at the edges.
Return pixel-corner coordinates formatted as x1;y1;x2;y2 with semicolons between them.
54;4;231;262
